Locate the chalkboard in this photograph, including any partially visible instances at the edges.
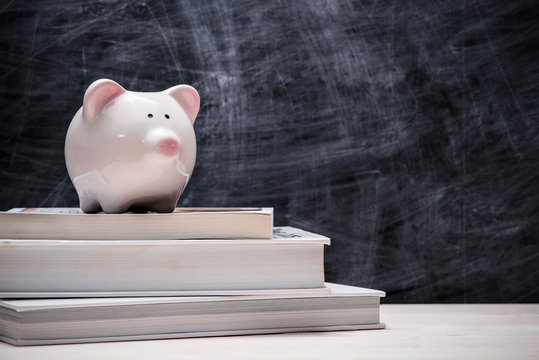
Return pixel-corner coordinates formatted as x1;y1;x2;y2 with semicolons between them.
0;0;537;303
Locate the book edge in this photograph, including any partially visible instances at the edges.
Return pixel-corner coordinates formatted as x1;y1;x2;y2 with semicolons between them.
0;284;384;310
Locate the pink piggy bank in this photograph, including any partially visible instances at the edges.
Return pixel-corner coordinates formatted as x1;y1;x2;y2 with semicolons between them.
65;79;200;213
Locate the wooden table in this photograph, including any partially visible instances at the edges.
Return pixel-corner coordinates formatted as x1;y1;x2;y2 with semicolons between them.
1;304;537;359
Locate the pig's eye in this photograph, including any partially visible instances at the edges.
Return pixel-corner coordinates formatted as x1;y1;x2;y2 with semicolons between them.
147;114;153;119
164;114;170;119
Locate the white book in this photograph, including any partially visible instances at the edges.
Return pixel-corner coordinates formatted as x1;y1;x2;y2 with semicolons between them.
0;207;273;240
0;283;386;346
0;227;329;297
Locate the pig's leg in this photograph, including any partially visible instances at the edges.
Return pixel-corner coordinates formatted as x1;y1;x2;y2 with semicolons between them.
99;198;131;214
74;170;105;213
79;195;102;213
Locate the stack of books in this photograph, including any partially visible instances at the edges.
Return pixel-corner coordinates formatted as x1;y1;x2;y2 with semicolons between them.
0;207;385;345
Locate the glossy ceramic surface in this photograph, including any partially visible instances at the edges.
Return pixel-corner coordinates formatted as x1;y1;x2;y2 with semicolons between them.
65;79;200;213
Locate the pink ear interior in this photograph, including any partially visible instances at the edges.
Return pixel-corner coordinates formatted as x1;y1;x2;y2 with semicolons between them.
82;79;125;121
166;85;200;124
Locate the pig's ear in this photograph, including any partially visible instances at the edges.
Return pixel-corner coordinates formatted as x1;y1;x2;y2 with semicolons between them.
82;79;125;121
166;85;200;124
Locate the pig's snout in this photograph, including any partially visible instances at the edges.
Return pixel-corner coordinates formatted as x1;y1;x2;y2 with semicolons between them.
157;138;180;156
144;129;181;157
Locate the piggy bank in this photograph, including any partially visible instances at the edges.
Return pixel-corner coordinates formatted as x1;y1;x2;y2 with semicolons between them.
65;79;200;213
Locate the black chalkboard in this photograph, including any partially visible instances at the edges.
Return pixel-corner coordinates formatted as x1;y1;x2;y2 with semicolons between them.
1;0;537;303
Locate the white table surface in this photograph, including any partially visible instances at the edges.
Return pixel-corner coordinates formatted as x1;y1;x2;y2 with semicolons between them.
1;304;538;360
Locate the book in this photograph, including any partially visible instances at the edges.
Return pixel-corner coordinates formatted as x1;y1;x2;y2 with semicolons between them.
0;283;385;346
0;227;329;297
0;207;273;240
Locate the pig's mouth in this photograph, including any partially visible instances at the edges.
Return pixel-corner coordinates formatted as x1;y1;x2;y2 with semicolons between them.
176;160;190;179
